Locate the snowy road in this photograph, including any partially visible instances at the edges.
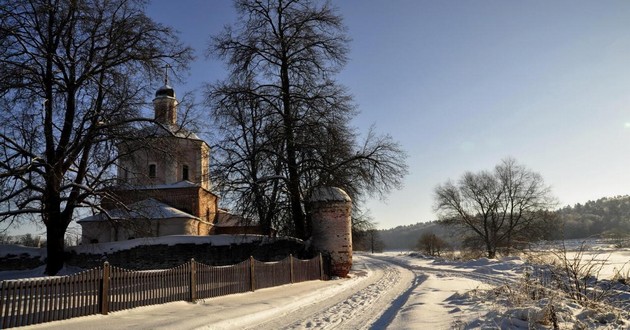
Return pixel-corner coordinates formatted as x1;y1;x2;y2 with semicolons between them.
22;254;489;330
249;255;415;330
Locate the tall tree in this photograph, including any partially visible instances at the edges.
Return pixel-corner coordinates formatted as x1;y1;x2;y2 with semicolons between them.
434;158;556;258
0;0;192;274
209;0;407;238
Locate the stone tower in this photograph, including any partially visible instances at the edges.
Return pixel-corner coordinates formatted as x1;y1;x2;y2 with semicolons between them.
308;186;353;277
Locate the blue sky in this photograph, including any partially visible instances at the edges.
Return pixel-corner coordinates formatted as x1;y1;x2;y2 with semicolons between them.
143;0;630;230
10;1;630;237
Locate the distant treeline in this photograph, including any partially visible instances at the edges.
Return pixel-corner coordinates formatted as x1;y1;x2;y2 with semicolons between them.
0;233;45;247
377;221;452;251
378;195;630;250
555;195;630;240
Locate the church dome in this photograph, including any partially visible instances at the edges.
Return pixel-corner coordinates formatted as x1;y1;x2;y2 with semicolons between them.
155;85;175;98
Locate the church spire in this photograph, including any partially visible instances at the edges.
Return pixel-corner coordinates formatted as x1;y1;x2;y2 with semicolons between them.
153;64;177;125
164;63;170;86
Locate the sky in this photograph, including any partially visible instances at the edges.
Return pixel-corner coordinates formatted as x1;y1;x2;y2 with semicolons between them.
145;0;630;230
9;1;630;236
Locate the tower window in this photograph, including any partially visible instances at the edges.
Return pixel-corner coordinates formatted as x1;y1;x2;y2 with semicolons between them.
149;164;156;178
182;165;189;181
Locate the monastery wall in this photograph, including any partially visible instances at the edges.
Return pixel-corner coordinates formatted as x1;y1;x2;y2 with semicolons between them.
65;238;309;270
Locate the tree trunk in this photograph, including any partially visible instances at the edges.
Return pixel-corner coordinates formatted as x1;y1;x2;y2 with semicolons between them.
487;246;496;259
286;144;306;238
43;171;70;275
45;219;68;275
280;53;306;239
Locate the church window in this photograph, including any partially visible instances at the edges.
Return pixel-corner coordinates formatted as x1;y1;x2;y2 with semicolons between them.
182;165;189;181
149;164;156;178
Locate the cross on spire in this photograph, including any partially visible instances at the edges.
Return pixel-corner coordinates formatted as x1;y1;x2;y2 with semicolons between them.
163;64;172;86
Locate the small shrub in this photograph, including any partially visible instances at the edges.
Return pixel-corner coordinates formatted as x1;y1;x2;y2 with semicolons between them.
547;241;619;306
416;232;450;257
611;265;629;285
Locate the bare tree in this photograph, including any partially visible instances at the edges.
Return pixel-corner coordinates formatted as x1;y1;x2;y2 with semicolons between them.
434;158;556;258
208;0;407;238
416;232;449;257
209;78;287;235
0;0;192;274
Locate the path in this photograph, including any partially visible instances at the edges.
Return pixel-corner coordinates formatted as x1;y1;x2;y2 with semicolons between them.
249;255;415;330
20;254;495;329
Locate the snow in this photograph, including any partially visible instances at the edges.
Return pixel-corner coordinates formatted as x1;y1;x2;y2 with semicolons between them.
0;265;86;282
308;186;351;202
77;198;199;222
9;247;630;329
134;180;201;190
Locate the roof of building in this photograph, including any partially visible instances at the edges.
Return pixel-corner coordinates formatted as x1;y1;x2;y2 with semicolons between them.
308;186;352;203
134;180;200;190
155;84;175;98
78;198;199;223
215;209;259;227
136;122;201;140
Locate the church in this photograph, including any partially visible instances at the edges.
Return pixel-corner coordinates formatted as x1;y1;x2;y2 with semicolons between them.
78;82;263;244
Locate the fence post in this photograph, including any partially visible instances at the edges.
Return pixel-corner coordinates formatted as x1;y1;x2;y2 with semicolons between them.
100;261;110;315
249;256;255;292
290;254;295;283
189;258;197;302
319;253;324;280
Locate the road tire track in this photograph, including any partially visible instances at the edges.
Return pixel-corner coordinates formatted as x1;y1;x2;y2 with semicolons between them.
249;255;414;330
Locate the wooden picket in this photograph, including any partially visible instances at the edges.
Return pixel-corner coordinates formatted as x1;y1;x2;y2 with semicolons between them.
252;258;292;290
292;255;322;283
0;254;324;328
0;267;101;328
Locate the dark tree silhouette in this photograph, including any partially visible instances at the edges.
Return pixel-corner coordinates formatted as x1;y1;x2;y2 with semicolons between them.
0;0;192;274
416;232;449;256
434;158;556;258
208;0;407;238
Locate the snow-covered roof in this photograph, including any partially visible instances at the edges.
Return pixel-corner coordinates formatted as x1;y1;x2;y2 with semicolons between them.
135;123;201;140
155;84;175;98
107;181;204;192
78;198;199;223
134;180;200;190
308;187;351;203
215;210;254;227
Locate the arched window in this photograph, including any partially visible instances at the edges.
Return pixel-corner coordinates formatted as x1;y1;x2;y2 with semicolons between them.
182;165;189;181
149;164;156;178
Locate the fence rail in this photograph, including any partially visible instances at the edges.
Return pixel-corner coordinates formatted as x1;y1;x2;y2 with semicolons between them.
0;254;324;329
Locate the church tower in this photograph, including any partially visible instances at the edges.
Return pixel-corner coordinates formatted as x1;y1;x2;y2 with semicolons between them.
79;70;266;244
153;66;178;125
79;78;219;243
115;80;211;191
153;84;178;125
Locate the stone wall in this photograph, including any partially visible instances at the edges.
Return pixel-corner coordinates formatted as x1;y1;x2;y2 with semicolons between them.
0;254;44;271
66;238;309;270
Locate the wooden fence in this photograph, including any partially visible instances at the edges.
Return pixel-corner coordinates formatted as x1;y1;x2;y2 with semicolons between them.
0;254;324;329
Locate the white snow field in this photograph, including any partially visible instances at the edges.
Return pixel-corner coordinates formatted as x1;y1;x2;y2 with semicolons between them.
15;250;630;329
